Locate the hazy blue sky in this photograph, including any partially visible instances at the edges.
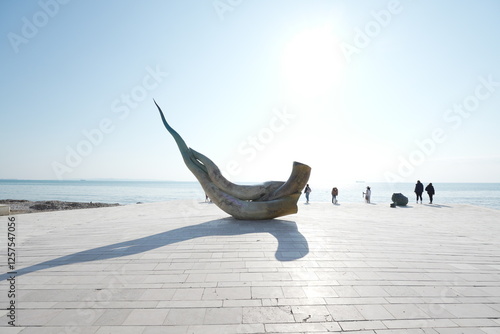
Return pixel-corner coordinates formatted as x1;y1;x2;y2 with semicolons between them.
1;0;500;185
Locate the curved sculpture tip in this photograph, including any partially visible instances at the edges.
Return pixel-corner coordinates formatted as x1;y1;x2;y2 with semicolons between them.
154;99;171;132
154;100;193;163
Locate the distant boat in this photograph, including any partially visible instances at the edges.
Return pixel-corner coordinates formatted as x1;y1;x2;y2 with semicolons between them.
355;180;365;183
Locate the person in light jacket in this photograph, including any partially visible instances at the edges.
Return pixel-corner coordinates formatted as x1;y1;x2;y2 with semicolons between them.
363;186;371;203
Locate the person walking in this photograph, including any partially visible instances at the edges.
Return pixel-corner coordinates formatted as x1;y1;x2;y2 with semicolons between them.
304;184;312;203
331;187;338;204
414;180;424;204
363;186;371;203
425;183;435;204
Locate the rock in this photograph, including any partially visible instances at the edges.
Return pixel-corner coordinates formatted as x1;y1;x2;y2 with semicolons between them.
0;199;119;214
30;202;59;211
391;193;408;207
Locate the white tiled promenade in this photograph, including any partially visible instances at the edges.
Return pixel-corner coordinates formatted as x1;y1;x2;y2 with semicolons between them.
1;200;500;333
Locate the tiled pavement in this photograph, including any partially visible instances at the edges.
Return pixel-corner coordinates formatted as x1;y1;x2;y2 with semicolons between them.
1;200;500;333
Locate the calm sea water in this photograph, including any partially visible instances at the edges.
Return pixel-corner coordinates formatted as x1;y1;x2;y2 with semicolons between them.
0;180;499;210
0;180;205;205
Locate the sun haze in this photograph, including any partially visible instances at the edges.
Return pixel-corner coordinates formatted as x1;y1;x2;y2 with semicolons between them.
1;1;500;184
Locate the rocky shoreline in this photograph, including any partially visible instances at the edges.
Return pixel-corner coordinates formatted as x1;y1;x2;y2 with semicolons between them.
0;199;120;215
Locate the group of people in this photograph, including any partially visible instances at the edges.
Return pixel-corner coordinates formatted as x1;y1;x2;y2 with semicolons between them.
303;182;436;205
305;184;369;204
305;185;342;204
414;180;435;204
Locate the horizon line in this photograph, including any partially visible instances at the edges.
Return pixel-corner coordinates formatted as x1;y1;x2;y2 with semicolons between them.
1;178;500;184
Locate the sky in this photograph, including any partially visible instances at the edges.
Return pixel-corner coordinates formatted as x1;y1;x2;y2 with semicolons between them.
1;0;500;186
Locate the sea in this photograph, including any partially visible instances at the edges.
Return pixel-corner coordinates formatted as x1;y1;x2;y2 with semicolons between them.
0;180;499;211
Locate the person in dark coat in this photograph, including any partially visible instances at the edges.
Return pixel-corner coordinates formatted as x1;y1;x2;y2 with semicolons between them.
414;180;424;204
331;187;338;204
425;183;435;204
304;184;311;203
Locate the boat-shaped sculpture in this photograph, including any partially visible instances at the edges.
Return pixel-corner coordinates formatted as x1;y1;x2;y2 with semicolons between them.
155;101;311;220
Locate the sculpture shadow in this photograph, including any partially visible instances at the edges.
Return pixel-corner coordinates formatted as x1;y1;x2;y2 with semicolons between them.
1;218;308;281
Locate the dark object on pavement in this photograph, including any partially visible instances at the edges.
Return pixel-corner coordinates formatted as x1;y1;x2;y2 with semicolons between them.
391;193;408;207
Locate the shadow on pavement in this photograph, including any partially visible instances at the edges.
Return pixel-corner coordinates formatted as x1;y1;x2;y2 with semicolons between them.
1;217;308;280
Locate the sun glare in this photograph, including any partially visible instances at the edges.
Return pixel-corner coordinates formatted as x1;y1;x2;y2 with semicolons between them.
282;25;344;99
